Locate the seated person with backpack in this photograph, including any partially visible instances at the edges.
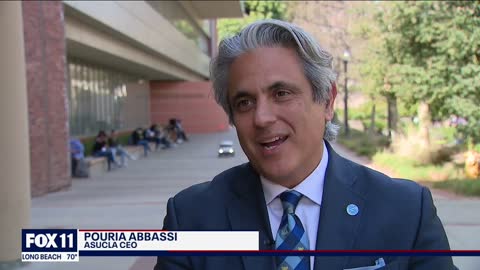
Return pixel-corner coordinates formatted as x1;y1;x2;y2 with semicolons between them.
166;118;188;144
151;124;173;149
92;130;118;171
144;125;162;150
131;127;151;157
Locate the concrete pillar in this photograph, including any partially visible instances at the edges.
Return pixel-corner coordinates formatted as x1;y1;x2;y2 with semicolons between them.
0;1;32;262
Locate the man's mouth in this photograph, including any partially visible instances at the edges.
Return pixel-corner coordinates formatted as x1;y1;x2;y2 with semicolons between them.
259;136;288;151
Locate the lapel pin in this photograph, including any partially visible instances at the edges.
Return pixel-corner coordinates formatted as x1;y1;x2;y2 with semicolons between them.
346;204;359;216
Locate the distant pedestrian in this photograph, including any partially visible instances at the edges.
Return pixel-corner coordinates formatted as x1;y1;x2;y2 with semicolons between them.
167;118;188;144
108;130;136;167
70;138;88;177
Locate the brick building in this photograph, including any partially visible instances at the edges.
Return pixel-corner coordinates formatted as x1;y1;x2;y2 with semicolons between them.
26;1;242;197
0;1;242;262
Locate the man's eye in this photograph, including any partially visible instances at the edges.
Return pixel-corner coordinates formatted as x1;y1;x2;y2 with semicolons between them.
275;90;290;98
235;99;254;111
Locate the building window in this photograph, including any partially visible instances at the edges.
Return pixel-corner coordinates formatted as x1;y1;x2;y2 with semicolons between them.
67;58;135;137
147;1;211;56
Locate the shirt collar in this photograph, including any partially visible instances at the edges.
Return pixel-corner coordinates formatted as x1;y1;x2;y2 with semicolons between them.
261;141;329;206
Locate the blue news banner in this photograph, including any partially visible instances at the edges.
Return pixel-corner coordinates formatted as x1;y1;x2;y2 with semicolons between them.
22;229;479;262
22;229;79;262
21;229;259;262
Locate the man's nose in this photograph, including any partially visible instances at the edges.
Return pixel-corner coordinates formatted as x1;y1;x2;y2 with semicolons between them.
254;100;276;128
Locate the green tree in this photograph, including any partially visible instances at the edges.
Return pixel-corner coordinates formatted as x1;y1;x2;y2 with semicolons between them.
350;2;399;136
379;1;480;145
217;0;289;41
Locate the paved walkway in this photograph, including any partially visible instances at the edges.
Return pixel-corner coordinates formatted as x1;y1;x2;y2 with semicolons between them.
20;129;479;270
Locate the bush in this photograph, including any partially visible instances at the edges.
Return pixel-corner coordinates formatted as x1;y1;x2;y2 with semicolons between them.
341;104;387;134
474;144;480;153
337;128;390;158
373;151;458;181
433;179;480;197
390;124;458;166
431;126;457;145
430;146;458;165
81;137;96;157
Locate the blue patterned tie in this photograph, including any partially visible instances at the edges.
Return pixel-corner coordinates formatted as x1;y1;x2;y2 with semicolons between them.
275;190;310;270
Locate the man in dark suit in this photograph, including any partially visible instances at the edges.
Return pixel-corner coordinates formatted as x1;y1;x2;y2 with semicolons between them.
155;19;456;270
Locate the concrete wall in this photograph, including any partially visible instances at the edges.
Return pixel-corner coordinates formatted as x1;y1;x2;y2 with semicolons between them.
125;82;151;130
0;1;31;261
22;1;70;197
150;81;229;133
64;1;209;81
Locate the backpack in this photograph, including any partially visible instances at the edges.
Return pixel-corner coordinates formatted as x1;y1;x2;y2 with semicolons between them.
74;159;90;178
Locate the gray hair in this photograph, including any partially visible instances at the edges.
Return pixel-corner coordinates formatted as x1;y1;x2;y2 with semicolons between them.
210;19;340;141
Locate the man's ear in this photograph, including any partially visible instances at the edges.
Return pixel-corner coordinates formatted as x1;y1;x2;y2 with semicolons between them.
325;83;337;121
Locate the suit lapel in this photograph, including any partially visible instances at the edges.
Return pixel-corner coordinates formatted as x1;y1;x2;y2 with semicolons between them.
313;142;367;270
227;164;275;270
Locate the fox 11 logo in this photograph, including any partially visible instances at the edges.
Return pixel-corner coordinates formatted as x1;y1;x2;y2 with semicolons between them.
22;229;78;252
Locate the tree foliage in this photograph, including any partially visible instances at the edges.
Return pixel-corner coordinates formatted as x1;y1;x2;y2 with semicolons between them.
350;2;388;97
349;2;402;134
217;0;289;41
378;1;480;143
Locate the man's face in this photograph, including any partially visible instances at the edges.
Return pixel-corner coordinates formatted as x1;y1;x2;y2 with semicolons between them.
228;46;336;188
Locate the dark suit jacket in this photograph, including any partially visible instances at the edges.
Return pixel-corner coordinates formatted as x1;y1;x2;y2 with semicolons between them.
155;142;456;270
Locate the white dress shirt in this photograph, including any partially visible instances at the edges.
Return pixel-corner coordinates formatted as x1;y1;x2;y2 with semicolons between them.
260;141;329;270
